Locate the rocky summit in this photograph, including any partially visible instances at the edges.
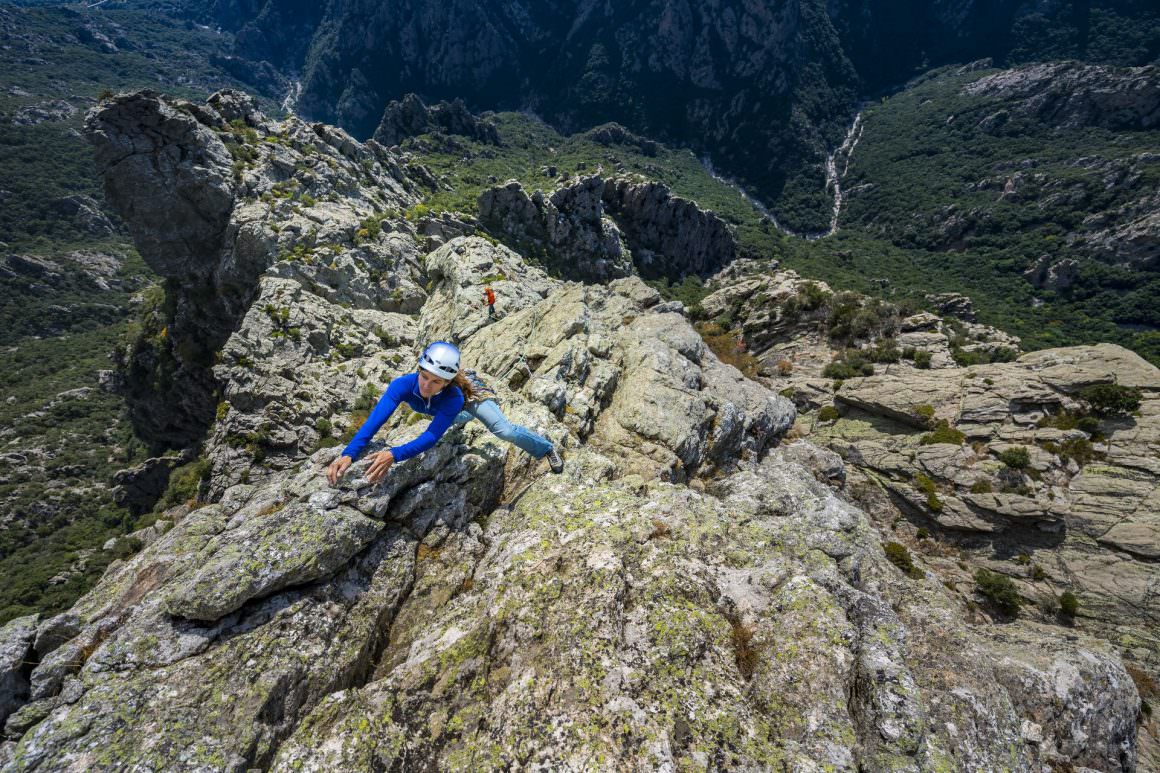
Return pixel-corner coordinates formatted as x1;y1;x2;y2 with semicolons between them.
0;90;1151;772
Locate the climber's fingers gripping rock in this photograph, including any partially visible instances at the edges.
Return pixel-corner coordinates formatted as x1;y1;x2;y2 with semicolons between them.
326;455;352;486
365;450;395;484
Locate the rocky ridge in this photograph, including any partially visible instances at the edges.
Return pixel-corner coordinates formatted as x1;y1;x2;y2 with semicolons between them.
0;89;1148;771
478;175;736;282
699;258;1160;767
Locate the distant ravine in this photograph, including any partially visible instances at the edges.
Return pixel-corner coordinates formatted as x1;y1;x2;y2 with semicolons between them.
702;110;865;242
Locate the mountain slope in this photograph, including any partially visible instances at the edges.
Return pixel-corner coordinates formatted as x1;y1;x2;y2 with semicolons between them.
0;88;1142;773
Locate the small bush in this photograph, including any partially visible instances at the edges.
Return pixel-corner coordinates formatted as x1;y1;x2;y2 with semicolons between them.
775;359;793;376
913;350;932;369
975;568;1021;616
920;420;965;445
969;479;993;494
913;404;936;427
1030;564;1047;581
695;322;761;379
926;492;944;513
914;474;937;495
916;527;930;540
884;542;923;579
1059;437;1098;466
1059;590;1079;618
353;383;381;412
797;281;830;311
998;446;1031;470
1079;383;1142;417
818;405;841;422
822;361;859;379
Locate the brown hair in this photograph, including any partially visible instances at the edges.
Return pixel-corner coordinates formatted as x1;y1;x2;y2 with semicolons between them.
451;371;478;402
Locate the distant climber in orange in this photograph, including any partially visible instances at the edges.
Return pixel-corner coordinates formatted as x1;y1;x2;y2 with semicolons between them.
484;285;496;319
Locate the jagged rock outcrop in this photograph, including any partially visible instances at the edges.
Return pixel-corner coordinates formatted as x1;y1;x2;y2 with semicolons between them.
924;292;976;322
6;92;1148;771
601;177;737;279
581;122;659;156
478;175;735;282
478;177;632;282
46;195;115;237
698;261;1018;377
1024;254;1081;291
85;88;430;451
372;93;500;147
699;259;1160;766
964;62;1160;132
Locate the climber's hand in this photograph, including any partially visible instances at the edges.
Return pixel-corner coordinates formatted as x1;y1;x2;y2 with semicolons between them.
365;450;395;484
327;455;352;486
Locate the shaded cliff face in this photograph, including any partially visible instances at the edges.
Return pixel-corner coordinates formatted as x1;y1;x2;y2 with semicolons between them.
0;88;1144;771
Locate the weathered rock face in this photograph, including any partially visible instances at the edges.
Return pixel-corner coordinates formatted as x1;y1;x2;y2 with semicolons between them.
478;177;632;282
478;175;735;282
8;92;1148;771
372;93;500;147
700;259;1160;767
1024;254;1081;291
964;62;1160;132
601;177;737;279
84;88;430;451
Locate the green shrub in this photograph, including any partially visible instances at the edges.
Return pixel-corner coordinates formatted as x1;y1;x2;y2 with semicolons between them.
926;492;944;513
314;418;332;436
822;361;859;379
1030;564;1047;581
969;479;993;494
818;405;840;422
914;474;937;495
1078;383;1142;417
884;542;923;579
920;420;965;446
870;339;901;363
111;536;144;560
913;404;936;427
916;527;930;540
154;458;210;512
797;281;830;311
998;446;1031;469
1059;437;1099;466
353;383;381;412
975;568;1021;616
1059;590;1079;618
913;350;932;369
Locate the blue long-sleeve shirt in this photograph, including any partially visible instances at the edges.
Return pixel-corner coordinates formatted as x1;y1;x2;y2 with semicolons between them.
341;372;465;463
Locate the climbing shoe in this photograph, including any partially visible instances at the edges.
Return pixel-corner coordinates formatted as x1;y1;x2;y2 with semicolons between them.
545;444;564;474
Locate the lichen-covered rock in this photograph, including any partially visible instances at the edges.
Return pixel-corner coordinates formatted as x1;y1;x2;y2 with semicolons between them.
270;453;1138;772
162;502;384;621
16;90;1147;772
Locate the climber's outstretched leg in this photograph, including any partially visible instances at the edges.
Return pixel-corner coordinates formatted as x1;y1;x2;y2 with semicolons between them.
459;399;564;473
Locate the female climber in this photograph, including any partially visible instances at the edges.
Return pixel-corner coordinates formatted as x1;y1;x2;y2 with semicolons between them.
326;341;564;485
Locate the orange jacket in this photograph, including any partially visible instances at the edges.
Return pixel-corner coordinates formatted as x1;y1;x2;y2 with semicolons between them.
485;288;496;305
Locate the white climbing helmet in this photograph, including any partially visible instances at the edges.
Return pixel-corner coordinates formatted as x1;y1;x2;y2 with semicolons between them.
418;341;460;379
